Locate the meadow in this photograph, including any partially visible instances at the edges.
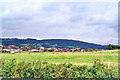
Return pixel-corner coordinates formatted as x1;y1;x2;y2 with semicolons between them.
0;50;119;79
1;50;118;65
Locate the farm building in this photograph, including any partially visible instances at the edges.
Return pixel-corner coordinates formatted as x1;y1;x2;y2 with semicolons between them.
2;48;22;53
29;49;39;52
37;47;45;52
62;48;71;52
2;45;22;53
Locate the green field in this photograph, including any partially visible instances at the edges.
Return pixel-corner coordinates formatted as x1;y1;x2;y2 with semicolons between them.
1;50;118;66
1;50;119;78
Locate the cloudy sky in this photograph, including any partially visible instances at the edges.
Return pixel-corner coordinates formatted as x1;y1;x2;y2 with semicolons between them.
1;1;118;45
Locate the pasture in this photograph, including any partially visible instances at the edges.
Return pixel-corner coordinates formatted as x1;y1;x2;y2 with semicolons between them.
1;50;118;66
0;50;119;78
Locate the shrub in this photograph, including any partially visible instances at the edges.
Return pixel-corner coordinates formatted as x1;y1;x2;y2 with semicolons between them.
1;58;118;79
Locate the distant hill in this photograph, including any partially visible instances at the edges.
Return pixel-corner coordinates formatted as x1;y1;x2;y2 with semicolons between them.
0;38;107;49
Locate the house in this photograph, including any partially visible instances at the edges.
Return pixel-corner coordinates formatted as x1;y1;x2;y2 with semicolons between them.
37;47;45;52
6;45;19;49
29;49;39;52
95;49;102;52
53;48;59;52
80;49;86;52
47;48;58;52
57;48;63;52
70;48;82;52
0;45;2;53
62;48;71;52
20;46;33;51
21;51;32;53
3;45;21;53
70;49;75;52
2;49;11;53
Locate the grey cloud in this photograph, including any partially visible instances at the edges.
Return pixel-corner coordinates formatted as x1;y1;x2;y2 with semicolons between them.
69;15;82;22
2;2;118;45
3;16;31;21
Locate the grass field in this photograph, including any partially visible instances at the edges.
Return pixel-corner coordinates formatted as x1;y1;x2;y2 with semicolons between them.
1;50;118;66
1;50;119;78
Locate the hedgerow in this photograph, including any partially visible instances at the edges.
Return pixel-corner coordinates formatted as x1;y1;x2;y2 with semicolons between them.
1;58;118;79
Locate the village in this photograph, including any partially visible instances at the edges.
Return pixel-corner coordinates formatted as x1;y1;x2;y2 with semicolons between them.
0;45;103;53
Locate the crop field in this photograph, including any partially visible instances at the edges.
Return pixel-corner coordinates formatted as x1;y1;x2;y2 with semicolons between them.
0;50;119;78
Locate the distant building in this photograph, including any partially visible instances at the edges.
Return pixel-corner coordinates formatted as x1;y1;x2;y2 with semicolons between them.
6;45;19;49
20;46;33;51
3;45;21;53
81;49;86;52
29;49;39;52
62;48;71;52
37;47;45;52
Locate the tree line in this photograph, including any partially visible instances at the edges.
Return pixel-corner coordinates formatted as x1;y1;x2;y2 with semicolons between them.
106;44;120;50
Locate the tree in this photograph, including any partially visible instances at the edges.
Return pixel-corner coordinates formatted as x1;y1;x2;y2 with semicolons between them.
47;48;54;52
106;44;120;50
28;44;35;48
66;46;75;49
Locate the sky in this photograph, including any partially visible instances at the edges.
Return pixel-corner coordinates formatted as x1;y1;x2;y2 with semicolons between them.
1;0;118;45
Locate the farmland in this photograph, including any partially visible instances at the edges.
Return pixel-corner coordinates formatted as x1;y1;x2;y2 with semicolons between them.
0;50;119;78
1;50;118;65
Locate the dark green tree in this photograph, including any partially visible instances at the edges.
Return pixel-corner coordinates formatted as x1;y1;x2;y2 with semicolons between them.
106;44;120;50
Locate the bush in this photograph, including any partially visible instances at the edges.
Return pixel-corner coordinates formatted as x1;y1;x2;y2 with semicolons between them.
47;49;54;52
1;58;118;79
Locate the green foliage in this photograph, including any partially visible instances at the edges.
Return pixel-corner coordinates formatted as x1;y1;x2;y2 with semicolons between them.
47;48;54;52
28;44;35;48
106;44;120;50
1;50;118;66
1;58;118;79
66;46;76;49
